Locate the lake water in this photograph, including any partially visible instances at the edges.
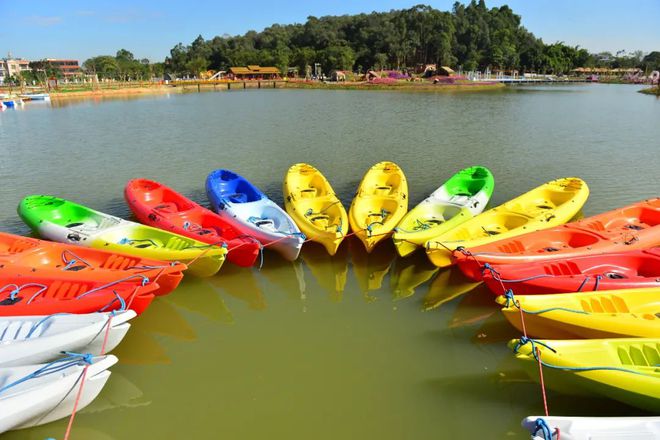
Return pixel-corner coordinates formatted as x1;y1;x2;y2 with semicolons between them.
0;84;658;439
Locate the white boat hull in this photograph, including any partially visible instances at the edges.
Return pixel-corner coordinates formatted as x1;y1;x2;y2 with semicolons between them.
523;416;660;440
0;355;117;433
0;311;135;367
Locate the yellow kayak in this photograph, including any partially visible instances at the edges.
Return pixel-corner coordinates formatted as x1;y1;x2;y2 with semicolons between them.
498;288;660;339
283;163;348;255
510;337;660;413
425;177;589;267
349;161;408;252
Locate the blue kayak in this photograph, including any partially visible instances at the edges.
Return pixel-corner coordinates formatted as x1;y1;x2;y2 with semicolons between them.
206;169;304;260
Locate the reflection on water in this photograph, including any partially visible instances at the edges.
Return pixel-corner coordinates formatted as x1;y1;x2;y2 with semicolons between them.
449;285;500;328
472;311;521;345
349;237;396;301
423;267;481;311
209;264;267;310
389;250;438;300
112;326;170;365
300;242;348;302
259;256;306;301
164;277;234;324
84;370;151;414
136;298;196;341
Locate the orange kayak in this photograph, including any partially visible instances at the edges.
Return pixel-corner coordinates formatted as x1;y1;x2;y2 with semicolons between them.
0;272;157;316
457;198;660;280
0;232;185;296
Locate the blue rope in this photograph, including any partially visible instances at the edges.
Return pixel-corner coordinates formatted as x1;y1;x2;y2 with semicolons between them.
97;291;127;312
26;312;72;338
0;352;93;395
503;289;590;316
76;274;149;300
576;276;590;292
61;249;92;269
514;337;650;376
533;418;554;440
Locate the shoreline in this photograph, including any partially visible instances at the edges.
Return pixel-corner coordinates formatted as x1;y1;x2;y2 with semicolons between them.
40;80;506;100
12;79;652;103
283;80;506;92
639;86;659;96
49;86;179;100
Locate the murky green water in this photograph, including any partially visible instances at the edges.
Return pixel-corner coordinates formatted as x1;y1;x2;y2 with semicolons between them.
1;84;658;439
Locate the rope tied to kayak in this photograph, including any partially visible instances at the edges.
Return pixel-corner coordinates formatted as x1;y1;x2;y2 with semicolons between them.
532;418;560;440
0;283;47;305
26;312;72;338
0;352;93;395
514;336;651;377
61;249;94;271
304;200;341;218
503;289;590;316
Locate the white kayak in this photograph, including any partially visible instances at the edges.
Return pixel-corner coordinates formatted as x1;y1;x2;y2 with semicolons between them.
523;416;660;440
0;354;117;433
0;311;135;367
206;169;304;260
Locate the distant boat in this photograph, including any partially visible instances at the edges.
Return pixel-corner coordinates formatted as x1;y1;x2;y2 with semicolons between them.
586;74;599;82
20;93;50;101
1;98;24;108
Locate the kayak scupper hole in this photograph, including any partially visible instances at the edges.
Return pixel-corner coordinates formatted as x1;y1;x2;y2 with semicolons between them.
66;222;84;228
605;272;627;279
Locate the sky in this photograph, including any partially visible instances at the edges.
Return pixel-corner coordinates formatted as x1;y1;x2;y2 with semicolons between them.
1;0;658;62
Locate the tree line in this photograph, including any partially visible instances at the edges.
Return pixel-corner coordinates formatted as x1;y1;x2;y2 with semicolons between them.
8;0;658;85
163;1;660;77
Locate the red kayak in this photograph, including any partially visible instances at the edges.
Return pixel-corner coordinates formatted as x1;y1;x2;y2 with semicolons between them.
124;179;259;267
0;273;157;316
482;247;660;295
457;198;660;280
0;231;185;296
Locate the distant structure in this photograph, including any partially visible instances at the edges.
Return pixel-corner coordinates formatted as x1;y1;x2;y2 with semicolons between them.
228;65;280;80
0;52;30;84
45;59;81;79
0;53;81;84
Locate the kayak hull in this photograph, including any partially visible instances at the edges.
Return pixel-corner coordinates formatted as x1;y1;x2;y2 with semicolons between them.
0;231;184;297
393;166;494;257
125;179;258;267
206;169;303;261
510;338;660;413
425;177;589;268
283;163;348;255
349;161;408;252
457;197;660;280
483;248;660;295
0;311;135;367
18;195;227;276
499;288;660;339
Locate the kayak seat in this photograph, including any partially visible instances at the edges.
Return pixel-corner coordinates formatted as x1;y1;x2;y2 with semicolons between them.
374;185;392;196
226;193;248;203
154;202;179;213
254;219;275;228
310;214;330;228
300;188;317;198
